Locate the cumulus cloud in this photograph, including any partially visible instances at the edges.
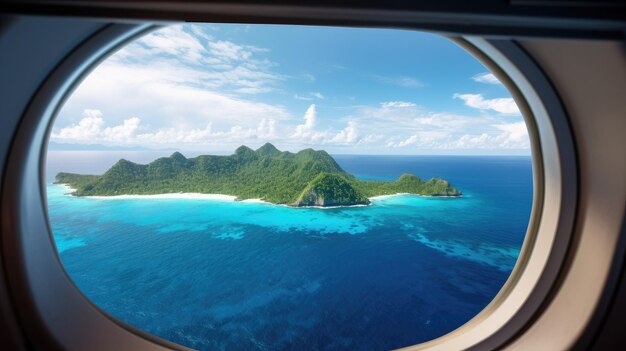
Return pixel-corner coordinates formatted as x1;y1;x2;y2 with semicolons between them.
73;61;287;125
52;110;137;143
454;131;527;150
53;105;363;149
61;25;289;134
52;109;105;141
386;131;450;148
355;104;470;132
103;117;140;142
344;99;528;152
454;93;520;114
356;133;385;145
256;118;277;139
290;105;360;146
381;101;416;108
384;123;528;150
396;135;418;147
135;125;215;145
472;72;501;85
493;122;529;148
331;121;358;144
53;103;529;153
52;109;281;148
135;123;269;145
293;104;317;138
412;113;472;128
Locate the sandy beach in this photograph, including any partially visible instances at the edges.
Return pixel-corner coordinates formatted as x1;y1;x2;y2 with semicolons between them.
368;193;410;200
56;183;428;207
86;193;239;201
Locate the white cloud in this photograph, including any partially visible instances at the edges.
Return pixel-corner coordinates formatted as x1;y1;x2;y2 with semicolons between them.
310;92;324;100
53;105;359;149
136;125;215;145
412;113;472;128
387;131;451;148
52;110;281;148
134;26;206;63
103;117;140;142
188;25;213;40
344;100;528;152
357;133;385;145
290;105;359;146
53;103;529;153
441;122;529;150
493;122;530;148
61;25;289;133
472;72;501;85
454;93;520;115
355;104;471;132
331;121;358;144
293;104;317;138
53;110;141;144
301;104;317;130
396;135;418;147
256;118;276;139
98;24;283;96
133;123;264;146
385;123;529;150
207;40;253;61
52;109;105;141
381;101;416;108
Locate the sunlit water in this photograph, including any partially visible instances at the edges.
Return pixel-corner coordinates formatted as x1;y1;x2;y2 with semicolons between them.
46;154;532;350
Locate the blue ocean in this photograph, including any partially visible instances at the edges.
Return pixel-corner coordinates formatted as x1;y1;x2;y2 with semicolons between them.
46;153;533;350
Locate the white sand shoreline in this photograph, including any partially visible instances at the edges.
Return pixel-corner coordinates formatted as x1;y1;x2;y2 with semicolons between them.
56;183;275;203
368;193;410;200
370;193;461;200
89;193;239;201
53;183;457;208
58;184;77;193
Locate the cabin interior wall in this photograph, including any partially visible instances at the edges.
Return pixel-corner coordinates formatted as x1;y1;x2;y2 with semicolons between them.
508;39;626;350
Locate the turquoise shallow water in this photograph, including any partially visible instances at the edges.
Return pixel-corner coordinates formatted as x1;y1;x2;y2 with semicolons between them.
47;155;532;350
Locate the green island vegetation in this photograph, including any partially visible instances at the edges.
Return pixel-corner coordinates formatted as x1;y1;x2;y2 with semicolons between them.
55;143;461;207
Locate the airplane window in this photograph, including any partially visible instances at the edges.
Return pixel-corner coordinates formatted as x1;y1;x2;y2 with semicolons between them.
45;24;533;350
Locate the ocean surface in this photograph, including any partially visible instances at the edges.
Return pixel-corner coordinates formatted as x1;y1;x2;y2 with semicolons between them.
46;152;533;350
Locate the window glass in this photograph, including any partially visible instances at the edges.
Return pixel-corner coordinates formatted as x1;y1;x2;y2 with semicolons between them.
46;24;532;350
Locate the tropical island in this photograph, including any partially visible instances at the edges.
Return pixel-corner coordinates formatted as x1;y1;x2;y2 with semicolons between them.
55;143;461;207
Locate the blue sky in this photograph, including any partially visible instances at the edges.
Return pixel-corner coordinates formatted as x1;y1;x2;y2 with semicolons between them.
51;24;529;155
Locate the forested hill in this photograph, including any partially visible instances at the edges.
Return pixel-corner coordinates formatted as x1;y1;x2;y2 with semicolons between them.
55;143;461;206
